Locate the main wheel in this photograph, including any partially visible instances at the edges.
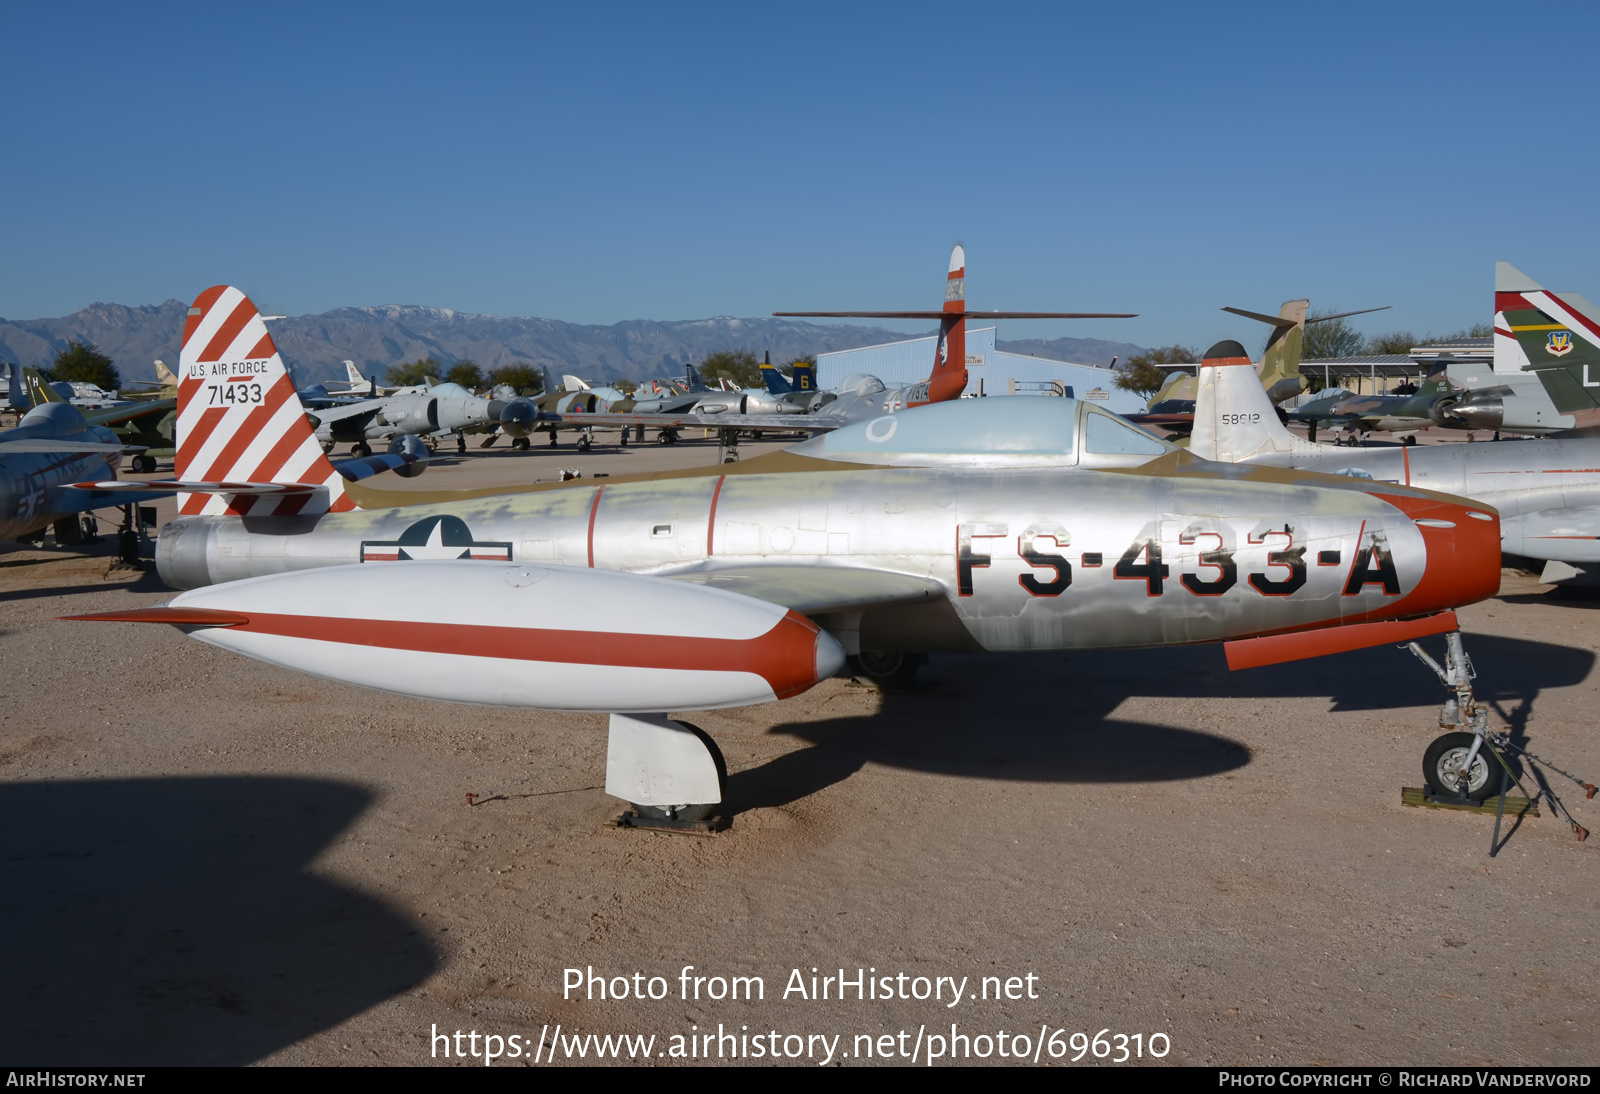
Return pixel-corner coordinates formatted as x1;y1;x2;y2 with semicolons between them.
350;442;372;458
629;720;727;823
848;650;926;689
1424;732;1498;801
512;436;530;451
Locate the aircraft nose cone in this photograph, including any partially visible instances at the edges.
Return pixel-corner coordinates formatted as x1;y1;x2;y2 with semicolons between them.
1396;496;1502;614
496;398;537;426
814;628;846;684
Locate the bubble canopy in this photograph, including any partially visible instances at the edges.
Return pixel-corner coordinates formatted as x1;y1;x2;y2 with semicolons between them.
790;397;1174;468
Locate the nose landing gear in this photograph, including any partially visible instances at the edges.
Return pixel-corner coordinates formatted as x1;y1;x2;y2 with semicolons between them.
1407;631;1494;802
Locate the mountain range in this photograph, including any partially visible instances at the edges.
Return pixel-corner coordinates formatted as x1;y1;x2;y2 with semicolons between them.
0;300;1148;387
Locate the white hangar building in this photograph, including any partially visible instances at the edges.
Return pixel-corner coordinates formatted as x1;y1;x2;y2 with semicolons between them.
816;326;1144;414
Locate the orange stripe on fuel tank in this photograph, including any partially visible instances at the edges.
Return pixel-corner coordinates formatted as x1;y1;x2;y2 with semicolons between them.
60;606;249;627
79;608;830;699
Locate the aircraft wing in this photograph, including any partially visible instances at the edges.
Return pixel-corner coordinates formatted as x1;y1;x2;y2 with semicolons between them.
664;566;944;614
544;411;838;434
0;438;144;455
308;398;385;425
84;398;176;429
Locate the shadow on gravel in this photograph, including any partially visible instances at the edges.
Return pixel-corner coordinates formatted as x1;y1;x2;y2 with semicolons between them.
729;631;1592;815
0;776;436;1065
0;567;172;602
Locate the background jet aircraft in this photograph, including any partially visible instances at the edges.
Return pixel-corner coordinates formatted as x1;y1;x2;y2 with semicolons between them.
1128;300;1390;437
0;393;164;547
534;245;1137;455
1187;336;1600;586
309;379;524;455
71;282;1507;827
1469;262;1600;438
1285;360;1465;443
17;367;177;473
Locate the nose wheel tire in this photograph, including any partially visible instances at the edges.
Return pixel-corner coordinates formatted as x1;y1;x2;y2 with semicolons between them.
1424;732;1497;801
512;437;530;451
350;442;372;458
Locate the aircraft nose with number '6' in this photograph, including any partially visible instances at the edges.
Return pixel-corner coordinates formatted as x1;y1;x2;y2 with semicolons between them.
70;288;1504;828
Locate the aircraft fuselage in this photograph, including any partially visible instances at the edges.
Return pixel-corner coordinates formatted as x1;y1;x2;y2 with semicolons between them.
156;464;1494;655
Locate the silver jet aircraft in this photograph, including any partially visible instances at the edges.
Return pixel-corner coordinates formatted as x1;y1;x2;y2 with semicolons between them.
0;399;158;547
73;289;1505;828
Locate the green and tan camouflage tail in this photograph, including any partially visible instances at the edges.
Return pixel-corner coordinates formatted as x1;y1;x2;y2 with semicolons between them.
1222;299;1308;404
1223;299;1390;404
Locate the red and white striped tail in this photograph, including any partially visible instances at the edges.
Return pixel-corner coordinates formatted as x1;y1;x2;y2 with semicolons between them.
176;286;354;517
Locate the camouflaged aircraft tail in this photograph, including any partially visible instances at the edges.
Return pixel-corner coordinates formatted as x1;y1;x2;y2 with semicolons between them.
1496;263;1600;414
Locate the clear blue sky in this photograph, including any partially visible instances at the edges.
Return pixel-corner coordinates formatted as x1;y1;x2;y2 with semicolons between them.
4;1;1596;350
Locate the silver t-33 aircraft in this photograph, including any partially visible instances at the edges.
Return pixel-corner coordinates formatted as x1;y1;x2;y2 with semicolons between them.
69;288;1506;828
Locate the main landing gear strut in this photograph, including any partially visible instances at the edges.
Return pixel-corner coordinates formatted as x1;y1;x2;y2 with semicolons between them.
607;713;729;833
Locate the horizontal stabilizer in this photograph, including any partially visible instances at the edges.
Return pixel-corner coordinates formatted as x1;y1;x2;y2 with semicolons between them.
1223;612;1458;671
774;310;1137;319
1308;305;1391;325
69;480;322;496
1221;306;1296;331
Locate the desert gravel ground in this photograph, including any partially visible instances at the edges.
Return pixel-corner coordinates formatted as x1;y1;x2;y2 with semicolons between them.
0;437;1595;1067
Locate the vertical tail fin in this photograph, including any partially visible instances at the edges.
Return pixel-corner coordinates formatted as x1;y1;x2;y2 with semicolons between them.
761;355;792;394
790;361;816;392
1416;361;1453;396
1495;262;1542;376
685;363;708;393
1257;299;1309;402
1190;340;1320;463
23;367;65;406
927;244;968;402
1495;262;1600;413
176;285;354;517
344;360;365;386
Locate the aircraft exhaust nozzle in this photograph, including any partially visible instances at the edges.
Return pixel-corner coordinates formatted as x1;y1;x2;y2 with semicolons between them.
69;562;844;712
1444;394;1502;430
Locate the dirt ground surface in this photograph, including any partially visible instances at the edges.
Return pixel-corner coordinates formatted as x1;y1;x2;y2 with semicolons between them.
1;436;1596;1068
